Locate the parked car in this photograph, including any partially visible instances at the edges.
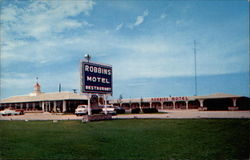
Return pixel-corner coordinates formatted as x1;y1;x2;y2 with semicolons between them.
114;106;125;114
75;105;88;116
15;109;25;115
75;105;102;116
0;109;23;116
101;105;117;115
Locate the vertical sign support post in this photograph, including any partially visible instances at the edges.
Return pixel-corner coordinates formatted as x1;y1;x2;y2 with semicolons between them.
87;93;91;116
104;94;108;115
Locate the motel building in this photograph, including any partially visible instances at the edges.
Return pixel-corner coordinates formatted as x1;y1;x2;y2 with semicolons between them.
109;93;250;111
0;82;249;112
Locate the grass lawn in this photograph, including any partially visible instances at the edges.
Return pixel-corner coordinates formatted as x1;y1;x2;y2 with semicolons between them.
0;119;249;160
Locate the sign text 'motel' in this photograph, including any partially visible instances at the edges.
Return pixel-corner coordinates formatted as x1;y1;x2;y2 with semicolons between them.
151;96;188;101
81;61;112;94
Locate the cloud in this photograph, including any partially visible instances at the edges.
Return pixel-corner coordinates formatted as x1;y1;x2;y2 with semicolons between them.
1;0;95;40
1;0;95;65
2;29;247;81
160;13;167;19
1;5;18;21
128;10;149;29
115;23;123;31
175;20;182;25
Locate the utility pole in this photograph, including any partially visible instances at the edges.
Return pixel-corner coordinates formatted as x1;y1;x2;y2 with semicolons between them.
194;40;197;96
59;83;61;92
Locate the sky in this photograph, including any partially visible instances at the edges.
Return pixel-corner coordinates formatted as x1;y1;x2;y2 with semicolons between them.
0;0;249;99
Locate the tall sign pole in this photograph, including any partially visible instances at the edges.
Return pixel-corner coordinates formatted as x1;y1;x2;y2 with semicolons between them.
85;54;91;63
194;40;197;96
84;54;92;116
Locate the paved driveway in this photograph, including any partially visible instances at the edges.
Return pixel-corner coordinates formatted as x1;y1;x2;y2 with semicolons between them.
0;110;249;121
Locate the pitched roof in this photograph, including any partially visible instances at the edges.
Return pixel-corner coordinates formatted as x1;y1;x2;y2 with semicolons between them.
195;93;242;100
0;92;88;103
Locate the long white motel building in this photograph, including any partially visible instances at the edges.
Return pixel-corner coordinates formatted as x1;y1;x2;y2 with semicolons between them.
109;94;249;111
0;82;249;112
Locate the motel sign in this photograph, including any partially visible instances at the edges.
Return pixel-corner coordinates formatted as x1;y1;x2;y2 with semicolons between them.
151;96;188;102
80;60;112;94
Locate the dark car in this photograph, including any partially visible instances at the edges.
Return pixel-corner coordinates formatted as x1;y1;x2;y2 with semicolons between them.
15;109;25;115
114;106;125;114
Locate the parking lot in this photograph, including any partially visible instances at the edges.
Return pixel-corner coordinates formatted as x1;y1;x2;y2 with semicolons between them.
0;110;249;121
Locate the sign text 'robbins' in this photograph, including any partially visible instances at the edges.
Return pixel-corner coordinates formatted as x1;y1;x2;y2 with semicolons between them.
81;62;112;94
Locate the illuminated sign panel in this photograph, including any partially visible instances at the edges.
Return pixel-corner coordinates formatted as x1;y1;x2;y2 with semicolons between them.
81;61;112;94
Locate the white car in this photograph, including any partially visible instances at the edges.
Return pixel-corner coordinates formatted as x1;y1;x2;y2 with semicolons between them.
75;105;88;116
101;105;117;115
0;109;21;116
75;105;103;116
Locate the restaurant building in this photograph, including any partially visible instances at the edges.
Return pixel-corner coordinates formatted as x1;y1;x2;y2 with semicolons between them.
0;82;88;113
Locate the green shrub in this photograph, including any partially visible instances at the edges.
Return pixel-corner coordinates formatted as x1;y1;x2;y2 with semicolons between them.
142;108;158;113
131;108;140;113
